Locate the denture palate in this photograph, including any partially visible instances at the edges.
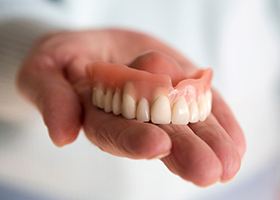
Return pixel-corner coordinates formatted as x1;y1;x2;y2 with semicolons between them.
88;62;213;125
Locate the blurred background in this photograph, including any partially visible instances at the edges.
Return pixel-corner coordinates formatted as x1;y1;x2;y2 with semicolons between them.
0;0;279;199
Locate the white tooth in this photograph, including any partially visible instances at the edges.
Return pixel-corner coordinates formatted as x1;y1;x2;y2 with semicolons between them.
122;94;136;119
204;95;210;119
92;87;97;106
205;90;212;115
171;96;190;125
112;89;121;115
189;100;199;123
198;94;208;121
104;89;113;113
151;95;171;124
96;85;105;108
136;98;150;122
122;83;136;119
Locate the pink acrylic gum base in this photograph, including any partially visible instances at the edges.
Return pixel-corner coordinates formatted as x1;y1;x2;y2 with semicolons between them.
87;62;212;104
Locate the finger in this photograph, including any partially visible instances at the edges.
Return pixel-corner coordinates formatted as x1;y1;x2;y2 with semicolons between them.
189;115;241;182
129;50;197;78
108;29;196;70
211;89;246;158
82;90;172;159
17;55;81;146
159;124;222;186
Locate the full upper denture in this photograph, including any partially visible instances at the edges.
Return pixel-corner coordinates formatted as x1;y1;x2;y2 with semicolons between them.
87;55;213;125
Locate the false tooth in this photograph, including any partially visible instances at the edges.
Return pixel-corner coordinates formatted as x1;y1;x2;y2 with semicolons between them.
121;82;136;119
171;96;190;125
95;85;105;109
198;94;208;121
205;90;212;115
136;98;150;122
189;100;199;123
104;89;113;113
122;95;136;119
112;89;121;115
92;87;97;106
151;95;171;124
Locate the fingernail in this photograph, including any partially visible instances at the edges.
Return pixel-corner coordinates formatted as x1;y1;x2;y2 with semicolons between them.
149;151;171;160
48;129;77;147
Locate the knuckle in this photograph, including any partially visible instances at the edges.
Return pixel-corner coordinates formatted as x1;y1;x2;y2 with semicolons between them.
140;51;167;65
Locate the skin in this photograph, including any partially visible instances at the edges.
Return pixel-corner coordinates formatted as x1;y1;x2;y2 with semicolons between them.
17;29;246;186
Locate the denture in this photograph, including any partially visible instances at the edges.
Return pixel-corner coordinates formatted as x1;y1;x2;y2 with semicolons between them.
87;60;212;125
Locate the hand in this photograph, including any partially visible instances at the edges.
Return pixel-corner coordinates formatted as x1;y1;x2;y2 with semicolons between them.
17;29;246;186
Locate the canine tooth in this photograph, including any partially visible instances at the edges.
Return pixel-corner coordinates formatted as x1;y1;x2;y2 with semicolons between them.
104;89;113;112
122;94;136;119
122;83;136;119
112;89;121;115
136;98;150;122
189;100;199;123
171;96;190;124
151;95;171;124
198;95;208;121
96;85;105;108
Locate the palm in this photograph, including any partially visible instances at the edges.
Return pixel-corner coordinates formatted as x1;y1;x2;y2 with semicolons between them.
18;29;246;186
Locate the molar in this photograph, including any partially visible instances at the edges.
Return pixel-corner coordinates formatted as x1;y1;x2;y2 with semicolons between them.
112;88;122;115
136;98;150;122
92;87;97;106
151;95;171;124
104;88;113;113
95;84;105;109
171;96;190;125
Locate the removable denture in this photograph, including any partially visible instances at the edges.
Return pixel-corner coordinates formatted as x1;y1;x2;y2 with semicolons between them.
87;62;213;125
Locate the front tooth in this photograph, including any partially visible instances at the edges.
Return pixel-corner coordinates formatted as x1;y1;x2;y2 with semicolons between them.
136;98;150;122
112;89;121;115
198;94;207;121
189;100;199;123
151;95;171;124
104;89;113;113
171;96;190;125
95;85;105;108
205;90;212;115
122;83;136;119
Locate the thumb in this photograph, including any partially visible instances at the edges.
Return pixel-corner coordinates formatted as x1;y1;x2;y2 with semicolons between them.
17;55;82;146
